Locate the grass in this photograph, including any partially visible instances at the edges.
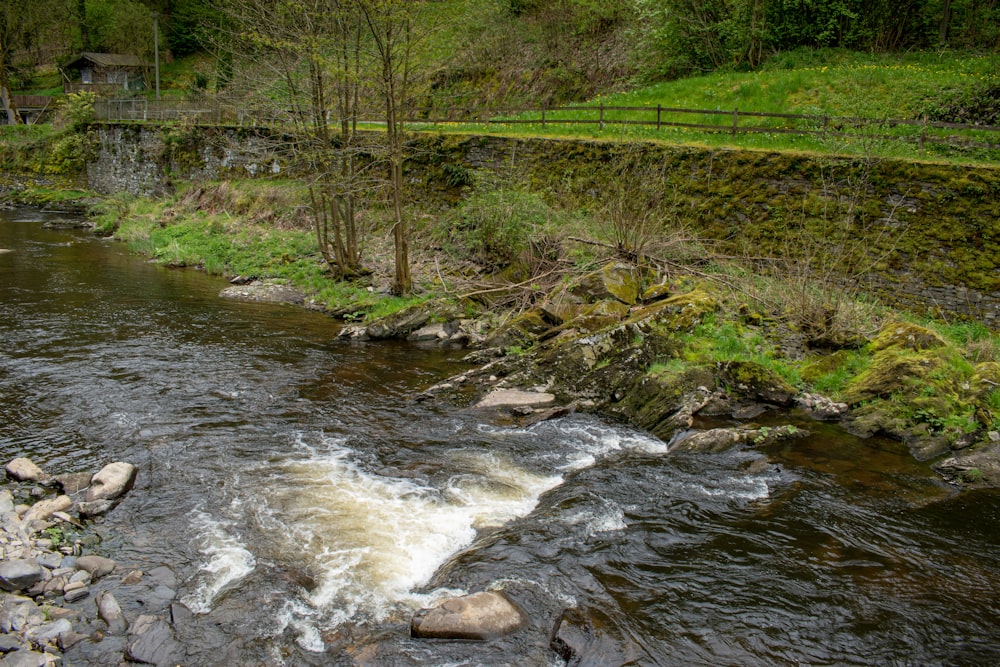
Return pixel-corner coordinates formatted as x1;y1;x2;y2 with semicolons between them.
673;314;803;388
412;49;1000;164
106;180;450;321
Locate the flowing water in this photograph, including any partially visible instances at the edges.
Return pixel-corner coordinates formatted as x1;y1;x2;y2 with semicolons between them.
2;207;1000;666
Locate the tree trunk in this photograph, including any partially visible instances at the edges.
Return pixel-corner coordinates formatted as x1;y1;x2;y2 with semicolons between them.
77;0;90;50
1;85;20;125
939;0;953;45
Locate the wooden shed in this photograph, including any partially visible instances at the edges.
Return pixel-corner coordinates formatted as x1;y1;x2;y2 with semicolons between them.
61;52;149;95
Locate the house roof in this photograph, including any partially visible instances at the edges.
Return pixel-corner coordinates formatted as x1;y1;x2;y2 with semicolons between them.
61;52;149;70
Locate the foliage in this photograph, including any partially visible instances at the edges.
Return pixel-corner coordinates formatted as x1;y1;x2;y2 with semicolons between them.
57;91;97;130
631;0;1000;81
447;186;555;270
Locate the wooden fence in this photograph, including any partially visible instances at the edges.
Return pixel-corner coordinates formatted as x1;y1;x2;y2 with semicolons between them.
93;99;1000;153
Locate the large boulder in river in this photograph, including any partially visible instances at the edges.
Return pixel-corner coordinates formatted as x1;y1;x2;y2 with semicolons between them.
411;591;525;640
84;462;137;503
5;458;46;482
126;614;182;666
551;608;630;667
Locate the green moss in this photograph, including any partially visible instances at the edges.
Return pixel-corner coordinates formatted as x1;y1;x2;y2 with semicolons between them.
716;360;797;405
870;321;950;353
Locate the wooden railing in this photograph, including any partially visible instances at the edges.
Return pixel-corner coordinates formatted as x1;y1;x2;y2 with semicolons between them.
93;99;1000;154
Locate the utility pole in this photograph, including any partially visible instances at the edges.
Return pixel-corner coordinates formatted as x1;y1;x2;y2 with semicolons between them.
153;12;160;101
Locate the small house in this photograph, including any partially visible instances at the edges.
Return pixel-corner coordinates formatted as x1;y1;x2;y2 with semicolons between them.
61;52;149;95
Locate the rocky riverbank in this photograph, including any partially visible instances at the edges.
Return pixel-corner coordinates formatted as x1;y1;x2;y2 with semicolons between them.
380;261;999;490
229;261;1000;491
1;458;185;666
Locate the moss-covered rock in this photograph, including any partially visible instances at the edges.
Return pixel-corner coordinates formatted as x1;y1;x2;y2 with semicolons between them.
800;350;853;384
610;366;716;439
870;321;949;352
641;280;672;303
842;348;939;405
483;309;551;350
671;424;808;453
716;360;797;406
540;294;586;325
627;288;719;332
570;261;641;305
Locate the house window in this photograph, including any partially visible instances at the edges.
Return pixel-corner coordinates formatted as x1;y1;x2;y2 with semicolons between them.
81;67;92;84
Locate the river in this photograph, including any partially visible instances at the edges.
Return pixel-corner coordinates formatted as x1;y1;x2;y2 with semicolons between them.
2;207;1000;666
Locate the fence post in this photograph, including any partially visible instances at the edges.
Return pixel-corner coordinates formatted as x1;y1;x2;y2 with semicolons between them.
657;104;661;131
541;106;546;127
919;114;927;151
732;108;739;135
599;103;604;131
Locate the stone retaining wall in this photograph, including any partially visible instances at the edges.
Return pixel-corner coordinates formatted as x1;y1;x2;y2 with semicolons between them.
87;125;1000;326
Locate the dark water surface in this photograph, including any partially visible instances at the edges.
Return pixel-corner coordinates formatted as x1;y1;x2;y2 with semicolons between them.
2;208;999;666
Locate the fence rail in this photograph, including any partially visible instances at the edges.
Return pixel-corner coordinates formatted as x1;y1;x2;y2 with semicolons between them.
94;99;1000;153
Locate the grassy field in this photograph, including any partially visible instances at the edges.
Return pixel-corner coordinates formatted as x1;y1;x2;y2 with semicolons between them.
413;49;1000;164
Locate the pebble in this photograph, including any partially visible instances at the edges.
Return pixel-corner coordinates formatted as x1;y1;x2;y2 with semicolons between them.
0;456;154;666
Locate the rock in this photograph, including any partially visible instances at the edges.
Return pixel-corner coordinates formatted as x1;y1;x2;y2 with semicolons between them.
63;586;90;603
41;577;67;598
23;618;72;645
122;570;143;585
570;262;641;305
550;608;628;667
541;295;586;325
84;462;137;503
406;322;454;342
629;288;718;331
0;491;13;514
0;650;49;667
74;556;116;580
934;444;1000;487
640;280;672;303
59;631;88;650
96;591;129;634
671;425;808;453
716;361;796;406
0;634;25;653
336;324;370;341
870;321;948;352
218;280;304;305
35;553;62;570
483;310;551;349
0;560;44;593
474;389;556;410
5;459;45;483
410;591;524;640
76;499;115;517
126;614;181;666
22;496;72;523
53;473;93;495
519;404;577;427
68;570;90;585
0;598;44;633
795;392;849;420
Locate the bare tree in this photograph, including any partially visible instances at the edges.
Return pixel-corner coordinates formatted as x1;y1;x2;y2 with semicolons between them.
216;0;376;277
356;0;419;295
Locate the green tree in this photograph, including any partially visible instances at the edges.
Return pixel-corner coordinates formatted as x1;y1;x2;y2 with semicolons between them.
1;0;67;123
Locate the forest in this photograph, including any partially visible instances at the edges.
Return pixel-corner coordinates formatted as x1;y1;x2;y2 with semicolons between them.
3;1;998;108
